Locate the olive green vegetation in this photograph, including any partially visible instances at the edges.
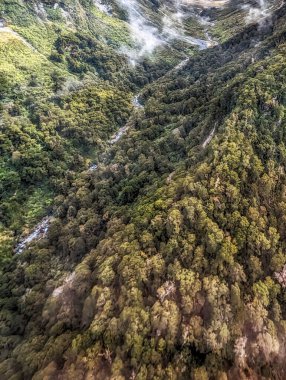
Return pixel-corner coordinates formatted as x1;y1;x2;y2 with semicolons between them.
0;0;131;261
1;2;286;379
0;26;133;258
0;0;186;264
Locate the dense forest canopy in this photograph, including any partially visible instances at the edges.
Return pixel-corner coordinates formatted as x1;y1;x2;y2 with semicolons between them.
1;0;286;379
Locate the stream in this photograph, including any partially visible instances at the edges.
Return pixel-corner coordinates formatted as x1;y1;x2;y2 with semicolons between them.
15;95;144;254
15;217;51;254
202;127;215;148
132;95;144;108
14;50;213;254
13;41;214;254
13;16;215;255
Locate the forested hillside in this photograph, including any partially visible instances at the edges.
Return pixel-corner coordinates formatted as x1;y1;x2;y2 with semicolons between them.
1;0;286;379
0;0;187;264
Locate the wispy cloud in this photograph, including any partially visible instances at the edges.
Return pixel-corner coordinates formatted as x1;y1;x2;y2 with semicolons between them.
115;0;162;64
115;0;214;64
243;0;270;24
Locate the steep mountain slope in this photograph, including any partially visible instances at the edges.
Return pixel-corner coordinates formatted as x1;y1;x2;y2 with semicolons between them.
0;0;203;262
0;0;131;264
1;2;286;379
0;0;184;264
